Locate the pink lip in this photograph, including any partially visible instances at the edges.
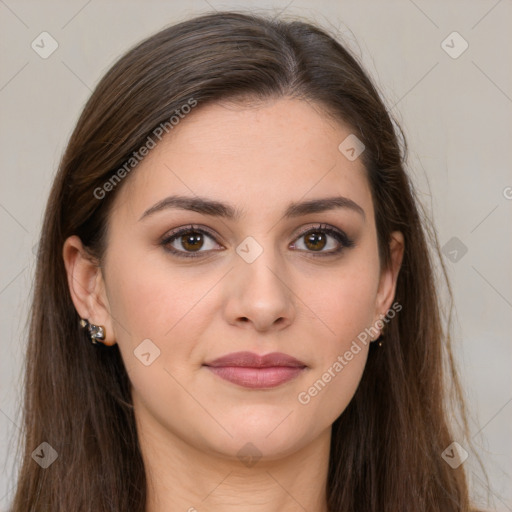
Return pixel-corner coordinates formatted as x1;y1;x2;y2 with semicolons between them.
203;351;307;389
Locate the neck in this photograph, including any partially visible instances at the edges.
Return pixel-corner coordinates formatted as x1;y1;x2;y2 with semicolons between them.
138;413;331;512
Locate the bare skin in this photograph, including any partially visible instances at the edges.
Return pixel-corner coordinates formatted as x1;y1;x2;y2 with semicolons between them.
63;97;404;512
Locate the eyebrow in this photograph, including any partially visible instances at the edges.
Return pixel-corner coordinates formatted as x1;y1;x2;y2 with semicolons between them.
138;194;366;222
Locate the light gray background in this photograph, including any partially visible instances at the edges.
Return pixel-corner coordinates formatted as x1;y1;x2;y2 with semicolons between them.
1;0;511;510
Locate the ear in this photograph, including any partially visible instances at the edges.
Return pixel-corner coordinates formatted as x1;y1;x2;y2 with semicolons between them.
62;235;116;346
374;230;404;325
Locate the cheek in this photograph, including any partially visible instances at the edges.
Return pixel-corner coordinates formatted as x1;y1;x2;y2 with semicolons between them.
105;254;214;432
308;256;379;352
296;284;372;427
297;344;368;431
295;258;378;419
104;247;220;381
106;243;217;339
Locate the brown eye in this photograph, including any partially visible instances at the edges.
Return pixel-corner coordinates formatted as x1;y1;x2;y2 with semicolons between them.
303;231;328;251
162;226;221;258
162;223;355;260
291;224;355;256
180;232;205;252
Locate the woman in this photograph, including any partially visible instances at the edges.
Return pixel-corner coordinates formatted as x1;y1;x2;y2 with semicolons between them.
9;11;485;512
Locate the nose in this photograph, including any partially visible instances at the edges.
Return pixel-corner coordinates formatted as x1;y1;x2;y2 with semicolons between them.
222;246;296;333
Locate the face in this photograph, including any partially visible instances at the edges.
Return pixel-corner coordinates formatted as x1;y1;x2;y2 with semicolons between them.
65;97;403;462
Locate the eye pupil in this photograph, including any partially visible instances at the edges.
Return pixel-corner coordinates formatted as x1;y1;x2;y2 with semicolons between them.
305;232;326;251
182;232;203;251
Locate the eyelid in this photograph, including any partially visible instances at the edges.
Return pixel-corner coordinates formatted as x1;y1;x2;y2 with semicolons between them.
161;224;224;253
161;224;221;242
291;223;355;252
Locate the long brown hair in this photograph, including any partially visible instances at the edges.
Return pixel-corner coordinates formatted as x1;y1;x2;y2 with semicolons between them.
9;11;485;511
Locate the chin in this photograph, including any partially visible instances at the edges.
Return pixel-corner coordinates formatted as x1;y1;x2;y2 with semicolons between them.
207;433;307;465
212;415;312;457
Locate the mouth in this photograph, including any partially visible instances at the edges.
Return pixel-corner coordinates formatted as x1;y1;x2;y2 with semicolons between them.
203;351;307;389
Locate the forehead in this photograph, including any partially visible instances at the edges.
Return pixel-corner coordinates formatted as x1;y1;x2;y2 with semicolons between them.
113;97;373;222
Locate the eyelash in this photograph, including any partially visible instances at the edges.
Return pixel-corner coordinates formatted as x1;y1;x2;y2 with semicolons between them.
160;223;355;260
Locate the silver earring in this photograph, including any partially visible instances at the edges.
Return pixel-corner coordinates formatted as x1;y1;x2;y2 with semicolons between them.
79;318;106;345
